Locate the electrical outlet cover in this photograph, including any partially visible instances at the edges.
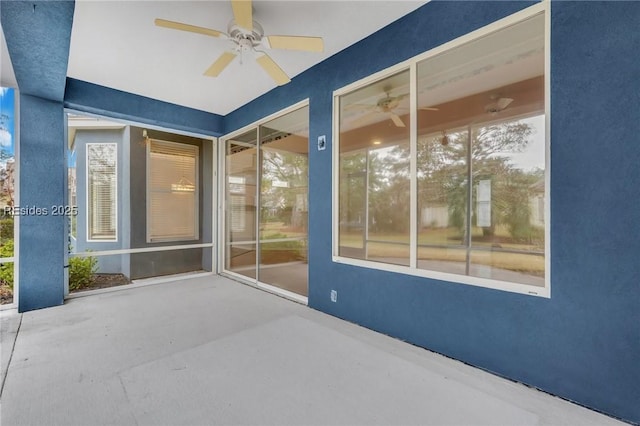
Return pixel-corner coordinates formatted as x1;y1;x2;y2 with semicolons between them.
318;135;326;151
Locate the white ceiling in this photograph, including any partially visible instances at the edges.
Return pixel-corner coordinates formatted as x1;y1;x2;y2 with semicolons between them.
0;23;18;89
67;1;427;116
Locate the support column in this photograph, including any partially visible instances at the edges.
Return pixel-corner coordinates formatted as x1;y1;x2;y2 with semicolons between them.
18;94;65;312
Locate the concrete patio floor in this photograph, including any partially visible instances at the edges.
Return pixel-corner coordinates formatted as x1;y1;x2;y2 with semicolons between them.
0;275;624;425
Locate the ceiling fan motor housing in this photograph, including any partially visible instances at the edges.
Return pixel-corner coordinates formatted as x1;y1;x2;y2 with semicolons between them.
228;19;264;52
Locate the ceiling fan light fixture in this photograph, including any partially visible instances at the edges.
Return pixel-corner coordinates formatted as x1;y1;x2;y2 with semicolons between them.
154;0;324;86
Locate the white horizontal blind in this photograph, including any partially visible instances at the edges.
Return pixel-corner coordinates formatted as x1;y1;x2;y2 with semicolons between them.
87;143;117;240
147;140;199;242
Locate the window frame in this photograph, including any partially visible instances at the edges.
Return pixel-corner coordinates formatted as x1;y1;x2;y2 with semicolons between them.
0;87;19;308
85;142;118;242
331;3;550;298
146;138;200;243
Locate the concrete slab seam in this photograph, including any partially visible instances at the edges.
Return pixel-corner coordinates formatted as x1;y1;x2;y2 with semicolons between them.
0;313;22;399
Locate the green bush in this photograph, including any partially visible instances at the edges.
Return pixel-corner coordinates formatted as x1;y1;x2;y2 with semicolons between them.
0;217;14;240
0;239;14;290
69;255;97;291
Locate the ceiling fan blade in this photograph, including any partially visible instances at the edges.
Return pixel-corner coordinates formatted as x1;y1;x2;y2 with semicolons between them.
256;53;290;86
389;113;406;128
497;97;514;109
155;18;224;38
204;52;237;77
265;35;324;52
351;111;381;128
419;107;440;111
231;0;253;31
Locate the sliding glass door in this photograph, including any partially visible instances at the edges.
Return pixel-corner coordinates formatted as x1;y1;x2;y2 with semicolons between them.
224;105;309;297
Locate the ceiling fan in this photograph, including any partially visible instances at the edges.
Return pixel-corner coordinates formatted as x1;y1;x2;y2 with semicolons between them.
155;0;324;86
347;87;439;128
484;96;514;114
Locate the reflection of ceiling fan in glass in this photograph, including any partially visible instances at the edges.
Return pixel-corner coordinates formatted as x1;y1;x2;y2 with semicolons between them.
347;87;439;128
484;96;514;114
155;0;324;86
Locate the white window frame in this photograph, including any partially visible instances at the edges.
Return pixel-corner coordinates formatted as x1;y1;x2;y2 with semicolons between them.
0;87;19;309
86;142;118;242
146;139;200;243
332;2;551;298
218;99;310;305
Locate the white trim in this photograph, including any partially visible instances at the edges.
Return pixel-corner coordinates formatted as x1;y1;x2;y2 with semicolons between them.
331;2;550;299
219;100;310;304
255;124;261;281
13;88;19;306
222;99;310;142
544;0;552;298
333;60;414;99
333;255;547;298
409;62;418;269
332;94;340;260
222;270;308;305
1;87;19;307
210;137;218;274
69;242;214;258
85;142;118;242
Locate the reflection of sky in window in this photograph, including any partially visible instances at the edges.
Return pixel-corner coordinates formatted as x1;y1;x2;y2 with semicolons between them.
0;87;14;158
507;114;545;172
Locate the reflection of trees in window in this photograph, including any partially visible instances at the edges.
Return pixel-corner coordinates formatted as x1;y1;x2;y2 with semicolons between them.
367;146;410;234
415;119;543;248
260;150;308;229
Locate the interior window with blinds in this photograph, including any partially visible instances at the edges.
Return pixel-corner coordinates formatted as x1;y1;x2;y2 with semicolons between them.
87;143;117;241
147;140;199;242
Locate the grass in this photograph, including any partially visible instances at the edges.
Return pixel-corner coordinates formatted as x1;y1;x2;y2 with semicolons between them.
340;227;545;275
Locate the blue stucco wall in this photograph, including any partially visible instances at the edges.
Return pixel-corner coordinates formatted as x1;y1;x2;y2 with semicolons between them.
5;0;639;422
225;1;640;423
18;95;66;311
64;79;224;137
0;1;74;101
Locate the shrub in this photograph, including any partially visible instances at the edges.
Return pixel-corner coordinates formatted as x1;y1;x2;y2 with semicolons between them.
0;239;14;290
0;218;14;240
69;255;97;291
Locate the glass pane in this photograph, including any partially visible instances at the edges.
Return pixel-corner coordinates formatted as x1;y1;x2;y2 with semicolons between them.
469;251;545;287
259;240;308;296
259;106;309;294
0;261;13;305
416;13;545;285
339;151;366;256
226;130;258;275
469;115;545;285
416;128;469;274
1;88;15;258
339;70;411;265
87;143;117;240
228;243;257;279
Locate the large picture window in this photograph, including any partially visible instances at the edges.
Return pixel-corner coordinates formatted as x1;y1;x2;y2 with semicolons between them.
334;10;548;295
87;143;117;241
147;139;199;242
